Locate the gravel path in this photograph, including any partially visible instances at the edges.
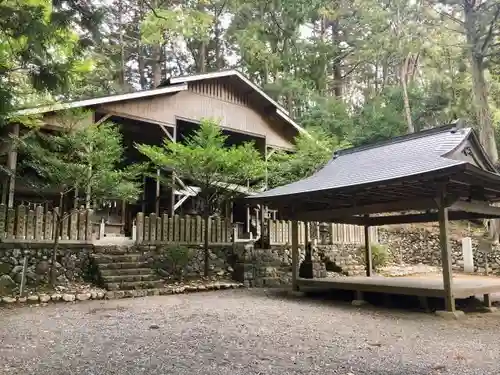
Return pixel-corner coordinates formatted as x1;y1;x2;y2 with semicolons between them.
1;289;499;375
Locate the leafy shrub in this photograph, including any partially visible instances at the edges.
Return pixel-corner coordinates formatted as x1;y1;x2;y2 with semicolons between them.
360;243;389;269
369;243;389;268
157;245;192;280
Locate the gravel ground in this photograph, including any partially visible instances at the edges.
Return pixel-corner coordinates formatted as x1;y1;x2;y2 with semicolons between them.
1;289;500;375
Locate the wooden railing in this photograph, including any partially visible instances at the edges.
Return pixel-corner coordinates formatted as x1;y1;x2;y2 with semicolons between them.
269;220;378;245
0;204;93;242
135;213;233;245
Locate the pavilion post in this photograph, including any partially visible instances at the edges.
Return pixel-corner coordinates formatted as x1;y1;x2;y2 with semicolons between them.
438;191;455;312
291;220;299;291
364;221;372;277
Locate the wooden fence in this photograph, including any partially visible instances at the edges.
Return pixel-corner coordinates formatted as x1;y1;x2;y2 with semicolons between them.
269;220;378;245
137;213;378;246
135;213;232;245
0;204;93;242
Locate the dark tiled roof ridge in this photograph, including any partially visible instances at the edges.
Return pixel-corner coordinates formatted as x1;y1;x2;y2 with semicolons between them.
335;123;461;157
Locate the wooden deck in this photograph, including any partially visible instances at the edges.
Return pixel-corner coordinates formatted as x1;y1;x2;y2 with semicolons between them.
297;275;500;299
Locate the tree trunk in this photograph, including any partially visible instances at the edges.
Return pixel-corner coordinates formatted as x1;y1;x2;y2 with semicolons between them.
401;53;414;133
470;55;497;162
464;2;499;242
203;210;210;277
152;44;162;87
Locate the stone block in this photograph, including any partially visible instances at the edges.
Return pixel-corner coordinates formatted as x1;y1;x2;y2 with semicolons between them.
435;310;465;320
51;294;62;301
352;299;368;307
76;293;91;301
2;296;16;303
62;294;76;302
39;294;50;303
27;295;39;303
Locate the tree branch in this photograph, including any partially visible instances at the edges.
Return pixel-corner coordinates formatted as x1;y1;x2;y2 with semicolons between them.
481;4;500;54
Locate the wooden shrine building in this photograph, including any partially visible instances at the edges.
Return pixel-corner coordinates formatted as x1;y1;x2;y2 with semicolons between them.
4;70;304;238
248;125;500;315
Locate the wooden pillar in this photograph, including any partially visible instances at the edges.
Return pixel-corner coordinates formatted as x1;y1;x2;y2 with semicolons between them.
364;219;372;277
245;205;250;233
170;126;177;216
291;220;299;291
7;124;19;208
73;188;79;209
260;204;266;244
121;200;126;234
141;176;146;213
155;168;160;215
304;221;309;247
438;191;455;312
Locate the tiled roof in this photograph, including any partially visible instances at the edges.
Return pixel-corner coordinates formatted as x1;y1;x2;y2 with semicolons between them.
250;126;474;200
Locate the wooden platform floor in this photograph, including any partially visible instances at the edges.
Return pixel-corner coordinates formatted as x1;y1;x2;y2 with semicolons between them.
298;274;500;299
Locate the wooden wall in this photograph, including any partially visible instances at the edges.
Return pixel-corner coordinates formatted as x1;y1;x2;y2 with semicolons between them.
99;81;295;149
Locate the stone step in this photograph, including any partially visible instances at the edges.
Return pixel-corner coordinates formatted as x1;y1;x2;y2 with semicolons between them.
93;246;135;255
100;268;155;277
102;274;159;283
98;262;149;270
106;280;165;291
93;253;146;263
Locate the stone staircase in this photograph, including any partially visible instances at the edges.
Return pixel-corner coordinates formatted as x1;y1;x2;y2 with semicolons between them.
92;246;164;291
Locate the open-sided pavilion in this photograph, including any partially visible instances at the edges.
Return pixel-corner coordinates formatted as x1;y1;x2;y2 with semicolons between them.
247;124;500;314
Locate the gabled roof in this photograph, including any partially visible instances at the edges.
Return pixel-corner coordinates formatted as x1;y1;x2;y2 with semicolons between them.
160;69;305;135
248;125;500;212
13;70;305;135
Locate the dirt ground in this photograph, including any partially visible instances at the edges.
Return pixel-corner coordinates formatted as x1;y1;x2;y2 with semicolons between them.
1;289;500;375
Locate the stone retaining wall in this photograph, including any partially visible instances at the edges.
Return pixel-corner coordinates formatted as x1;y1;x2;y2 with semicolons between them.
379;227;500;273
139;244;235;281
232;243;327;287
0;243;94;295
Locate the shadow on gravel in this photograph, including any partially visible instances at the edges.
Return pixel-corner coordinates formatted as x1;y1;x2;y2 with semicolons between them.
250;287;490;316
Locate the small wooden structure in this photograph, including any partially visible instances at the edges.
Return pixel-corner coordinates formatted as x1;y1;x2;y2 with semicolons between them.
248;125;500;313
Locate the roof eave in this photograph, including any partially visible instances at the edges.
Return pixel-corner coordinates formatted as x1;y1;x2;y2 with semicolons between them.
11;84;188;117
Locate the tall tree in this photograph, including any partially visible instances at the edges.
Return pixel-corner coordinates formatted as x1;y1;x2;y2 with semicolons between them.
137;119;265;276
19;110;142;284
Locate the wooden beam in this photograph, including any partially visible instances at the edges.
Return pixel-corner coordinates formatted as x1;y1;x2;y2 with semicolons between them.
158;124;174;142
360;211;500;226
289;198;439;222
95;113;112;126
449;200;500;217
438;189;455;312
291;220;299;292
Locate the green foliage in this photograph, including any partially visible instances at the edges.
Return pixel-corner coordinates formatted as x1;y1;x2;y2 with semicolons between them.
362;243;389;269
19;109;142;203
299;97;353;140
267;129;350;188
137;118;265;212
0;0;104;122
159;245;193;281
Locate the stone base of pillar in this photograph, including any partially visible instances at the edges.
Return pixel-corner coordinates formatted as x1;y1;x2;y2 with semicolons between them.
435;310;465;320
